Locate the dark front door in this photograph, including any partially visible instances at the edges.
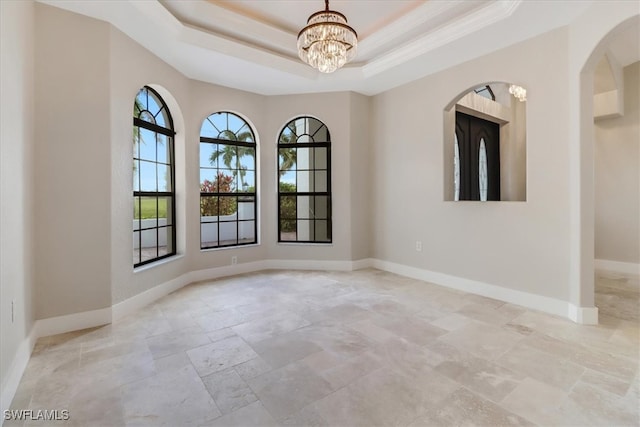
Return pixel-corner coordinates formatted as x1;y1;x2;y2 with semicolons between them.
455;111;500;201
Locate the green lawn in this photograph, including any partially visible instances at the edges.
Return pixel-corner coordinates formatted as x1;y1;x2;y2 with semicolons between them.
134;198;168;219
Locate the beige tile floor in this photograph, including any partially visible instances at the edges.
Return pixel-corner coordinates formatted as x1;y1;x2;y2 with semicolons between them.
7;268;639;426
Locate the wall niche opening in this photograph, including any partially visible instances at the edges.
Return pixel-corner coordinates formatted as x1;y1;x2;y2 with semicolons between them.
444;82;527;202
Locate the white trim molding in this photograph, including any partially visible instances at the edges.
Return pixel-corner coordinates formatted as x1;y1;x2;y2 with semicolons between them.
568;304;599;325
34;307;112;338
0;327;37;421
595;259;640;276
371;259;598;325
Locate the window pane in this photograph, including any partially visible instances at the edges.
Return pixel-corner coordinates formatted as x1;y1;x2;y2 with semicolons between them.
279;148;297;171
218;171;237;192
201;196;219;217
133;130;140;158
239;221;255;243
146;93;161;117
279;172;296;191
236;123;254;142
201;222;218;248
314;147;327;169
140;161;156;192
297;171;310;192
140;197;158;223
158;225;172;257
315;220;330;242
140;228;158;258
200;143;218;168
200;169;217;190
219;221;237;245
297;148;311;169
239;149;255;170
280;196;296;219
297;196;312;219
160;197;172;225
279;127;295;144
227;114;244;135
280;223;296;241
158;164;170;192
218;196;237;216
297;134;312;143
213;146;238;169
238;171;255;192
133;161;140;192
297;220;313;241
312;124;329;142
314;171;327;192
238;199;255;220
157;134;170;164
138;128;156;161
314;196;328;219
208;113;226;134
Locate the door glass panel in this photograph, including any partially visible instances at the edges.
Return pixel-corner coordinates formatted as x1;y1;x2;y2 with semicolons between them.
454;133;460;201
479;138;488;202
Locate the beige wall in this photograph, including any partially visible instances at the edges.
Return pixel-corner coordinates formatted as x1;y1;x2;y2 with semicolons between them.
349;93;373;260
371;27;572;300
34;4;112;318
264;92;355;261
1;0;35;406
594;61;640;265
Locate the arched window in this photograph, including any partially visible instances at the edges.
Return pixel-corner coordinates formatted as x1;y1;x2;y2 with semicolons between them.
278;116;331;243
133;86;176;267
200;112;257;249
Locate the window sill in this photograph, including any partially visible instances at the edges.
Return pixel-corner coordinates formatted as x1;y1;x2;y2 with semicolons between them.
133;254;184;273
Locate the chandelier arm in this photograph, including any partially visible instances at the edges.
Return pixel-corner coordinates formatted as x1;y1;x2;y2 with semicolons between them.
301;40;356;52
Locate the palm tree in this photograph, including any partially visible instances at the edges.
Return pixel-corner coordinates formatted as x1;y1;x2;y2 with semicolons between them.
209;130;255;190
278;148;297;177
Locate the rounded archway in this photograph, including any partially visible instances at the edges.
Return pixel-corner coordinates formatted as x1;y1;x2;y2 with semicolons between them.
569;9;639;324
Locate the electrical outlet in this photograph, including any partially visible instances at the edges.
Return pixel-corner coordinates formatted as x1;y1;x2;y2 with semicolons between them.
415;241;422;252
231;256;238;265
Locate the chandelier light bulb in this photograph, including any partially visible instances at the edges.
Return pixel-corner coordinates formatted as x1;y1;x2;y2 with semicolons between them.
509;84;527;102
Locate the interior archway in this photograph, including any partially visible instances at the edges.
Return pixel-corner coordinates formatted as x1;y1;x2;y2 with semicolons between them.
572;13;639;324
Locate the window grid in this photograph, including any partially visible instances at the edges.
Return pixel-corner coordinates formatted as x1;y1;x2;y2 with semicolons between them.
133;86;176;267
278;117;332;243
200;112;257;249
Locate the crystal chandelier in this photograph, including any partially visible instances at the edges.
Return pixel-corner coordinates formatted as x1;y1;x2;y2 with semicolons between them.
297;0;358;73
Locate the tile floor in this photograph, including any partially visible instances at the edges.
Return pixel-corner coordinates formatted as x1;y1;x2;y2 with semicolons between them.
7;268;639;426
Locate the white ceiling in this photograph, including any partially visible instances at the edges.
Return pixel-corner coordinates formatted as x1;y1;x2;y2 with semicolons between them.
37;0;638;96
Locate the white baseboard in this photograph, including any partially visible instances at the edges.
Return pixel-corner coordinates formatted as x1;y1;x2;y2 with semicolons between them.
594;259;640;276
1;326;37;418
34;307;112;338
371;259;597;324
112;274;193;321
568;304;599;325
266;259;363;271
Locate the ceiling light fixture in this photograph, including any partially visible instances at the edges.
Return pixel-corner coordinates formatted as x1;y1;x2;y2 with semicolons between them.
509;84;527;102
297;0;358;73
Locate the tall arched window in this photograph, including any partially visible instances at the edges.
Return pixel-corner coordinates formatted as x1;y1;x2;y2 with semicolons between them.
278;116;331;243
133;86;176;267
200;112;257;249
